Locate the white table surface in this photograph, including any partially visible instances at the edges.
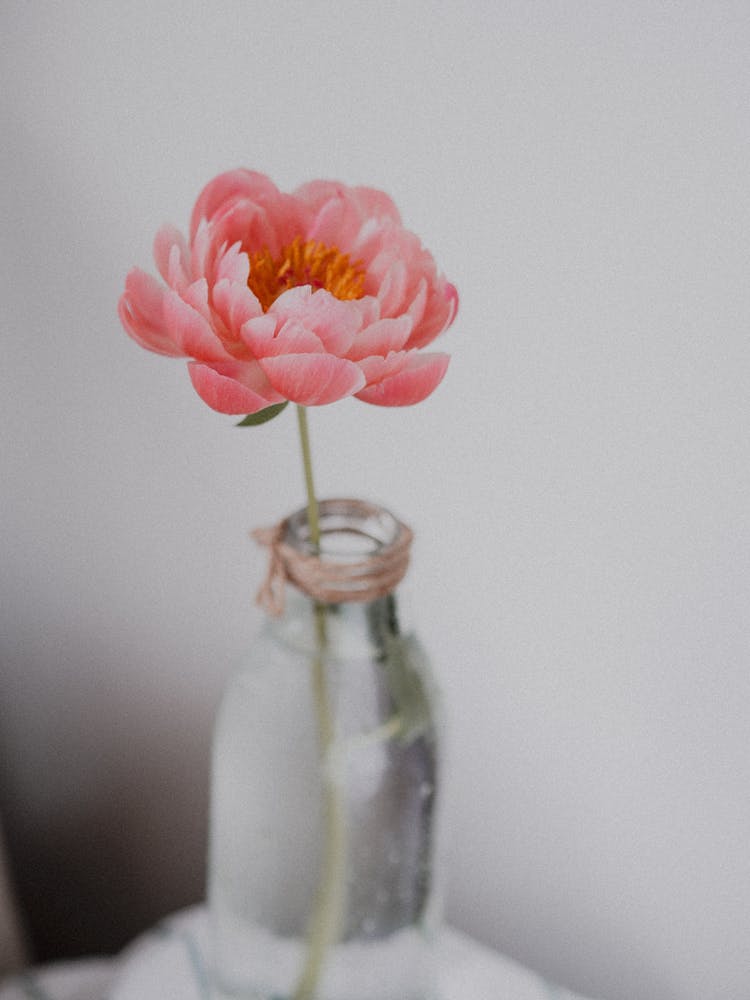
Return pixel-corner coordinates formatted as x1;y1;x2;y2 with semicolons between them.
0;906;598;1000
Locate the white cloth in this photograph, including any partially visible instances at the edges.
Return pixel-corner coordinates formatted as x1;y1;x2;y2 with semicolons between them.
0;906;598;1000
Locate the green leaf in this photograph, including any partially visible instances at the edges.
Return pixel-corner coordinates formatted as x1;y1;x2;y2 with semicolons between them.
235;401;289;427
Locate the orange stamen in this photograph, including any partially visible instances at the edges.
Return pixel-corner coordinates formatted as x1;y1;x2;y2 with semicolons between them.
247;237;366;312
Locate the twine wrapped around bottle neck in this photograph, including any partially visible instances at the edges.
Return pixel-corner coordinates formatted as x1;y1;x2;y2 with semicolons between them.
253;498;413;616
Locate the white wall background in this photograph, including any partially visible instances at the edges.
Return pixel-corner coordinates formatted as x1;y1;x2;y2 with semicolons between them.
2;2;749;997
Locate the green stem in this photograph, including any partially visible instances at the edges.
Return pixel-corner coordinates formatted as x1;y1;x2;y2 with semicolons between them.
296;405;320;550
292;406;347;1000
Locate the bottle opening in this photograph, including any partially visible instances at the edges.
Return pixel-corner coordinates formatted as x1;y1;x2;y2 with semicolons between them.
284;499;403;563
251;499;413;611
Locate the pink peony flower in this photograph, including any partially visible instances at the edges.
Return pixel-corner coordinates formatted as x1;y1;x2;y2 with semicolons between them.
118;170;458;414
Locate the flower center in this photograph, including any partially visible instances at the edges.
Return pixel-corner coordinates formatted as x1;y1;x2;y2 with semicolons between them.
247;236;366;312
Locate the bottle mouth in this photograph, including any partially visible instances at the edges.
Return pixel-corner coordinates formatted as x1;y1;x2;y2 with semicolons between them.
252;498;413;611
284;498;404;561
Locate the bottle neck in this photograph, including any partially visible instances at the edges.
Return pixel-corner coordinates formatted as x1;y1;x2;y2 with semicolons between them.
267;586;412;661
255;498;413;618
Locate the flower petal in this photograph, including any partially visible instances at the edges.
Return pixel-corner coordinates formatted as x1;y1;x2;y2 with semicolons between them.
119;269;183;356
405;277;428;331
306;194;350;246
371;258;409;316
163;290;234;362
182;277;212;323
346;316;412;362
215;241;250;285
355;352;450;406
242;316;324;358
211;199;280;259
407;280;459;349
154;225;190;289
190;169;282;238
189;218;221;284
294;181;401;229
293;180;347;214
352;220;420;275
121;268;164;327
188;359;284;414
351;295;382;328
356;350;411;385
306;193;371;250
259;354;365;406
212;277;263;336
352;186;402;224
269;287;362;355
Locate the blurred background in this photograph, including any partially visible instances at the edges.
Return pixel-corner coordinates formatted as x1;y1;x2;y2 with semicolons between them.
1;2;749;999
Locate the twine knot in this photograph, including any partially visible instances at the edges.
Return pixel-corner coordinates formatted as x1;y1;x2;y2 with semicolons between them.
252;499;413;616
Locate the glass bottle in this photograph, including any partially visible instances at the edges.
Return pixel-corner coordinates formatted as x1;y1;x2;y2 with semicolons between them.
208;499;443;1000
